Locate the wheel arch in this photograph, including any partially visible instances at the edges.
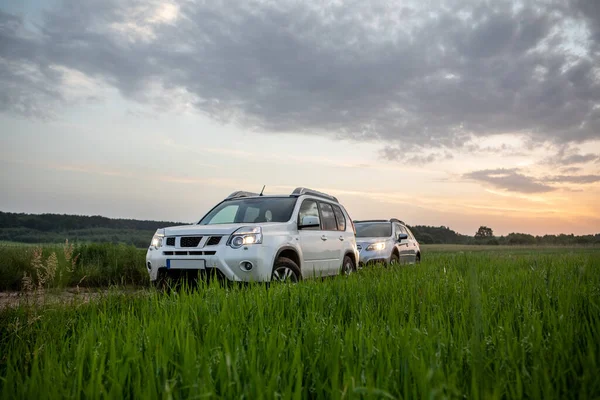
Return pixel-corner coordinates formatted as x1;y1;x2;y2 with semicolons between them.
344;250;357;267
275;246;302;270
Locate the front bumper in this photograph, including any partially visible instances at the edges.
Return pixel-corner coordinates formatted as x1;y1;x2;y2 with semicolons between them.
358;248;391;266
146;243;277;283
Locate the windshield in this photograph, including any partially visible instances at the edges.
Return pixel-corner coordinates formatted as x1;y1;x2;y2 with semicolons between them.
199;197;297;225
355;222;392;238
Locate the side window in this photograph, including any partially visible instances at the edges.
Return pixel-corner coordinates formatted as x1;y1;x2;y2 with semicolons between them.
405;227;415;240
319;202;337;231
207;205;239;224
395;224;406;238
298;200;320;230
332;205;346;231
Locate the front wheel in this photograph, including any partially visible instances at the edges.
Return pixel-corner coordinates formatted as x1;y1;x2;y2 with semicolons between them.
341;255;356;276
389;252;399;266
271;257;301;283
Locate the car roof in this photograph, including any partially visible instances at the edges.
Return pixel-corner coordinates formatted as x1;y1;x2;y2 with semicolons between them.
354;218;406;225
224;187;340;203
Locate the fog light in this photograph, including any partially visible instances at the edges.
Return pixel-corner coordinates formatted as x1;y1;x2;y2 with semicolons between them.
239;261;254;271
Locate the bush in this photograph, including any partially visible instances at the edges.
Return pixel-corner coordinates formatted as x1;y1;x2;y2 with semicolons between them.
0;242;148;291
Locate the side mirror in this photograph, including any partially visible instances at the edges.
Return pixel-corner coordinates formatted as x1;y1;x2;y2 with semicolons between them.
299;215;320;229
397;233;408;241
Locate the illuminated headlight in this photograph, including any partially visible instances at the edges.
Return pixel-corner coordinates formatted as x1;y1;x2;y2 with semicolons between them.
366;242;386;251
228;227;263;249
150;229;165;249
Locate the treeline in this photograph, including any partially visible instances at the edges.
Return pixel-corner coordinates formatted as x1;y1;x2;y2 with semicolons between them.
0;212;187;248
474;232;600;246
0;211;185;232
408;224;600;246
1;212;598;247
408;225;469;244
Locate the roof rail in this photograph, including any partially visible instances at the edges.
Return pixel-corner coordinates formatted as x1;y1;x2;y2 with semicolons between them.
225;190;261;200
389;218;405;225
353;219;406;225
291;187;338;202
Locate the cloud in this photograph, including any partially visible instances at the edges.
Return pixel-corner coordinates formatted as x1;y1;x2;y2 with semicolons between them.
1;0;600;153
545;174;600;184
463;168;555;193
544;145;600;166
561;166;582;173
379;146;454;164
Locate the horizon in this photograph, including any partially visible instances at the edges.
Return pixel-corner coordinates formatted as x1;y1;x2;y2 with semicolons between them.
1;0;599;237
1;207;598;238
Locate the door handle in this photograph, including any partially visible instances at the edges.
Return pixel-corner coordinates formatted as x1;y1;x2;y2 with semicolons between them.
339;236;344;241
321;235;328;241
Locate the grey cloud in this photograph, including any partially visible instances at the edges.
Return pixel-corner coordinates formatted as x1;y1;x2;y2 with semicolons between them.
380;146;454;164
560;154;600;164
463;168;555;193
544;145;600;166
464;143;529;157
1;0;600;151
561;167;582;173
545;174;600;184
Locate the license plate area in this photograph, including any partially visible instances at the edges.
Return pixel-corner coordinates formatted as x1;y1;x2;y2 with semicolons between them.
166;259;206;270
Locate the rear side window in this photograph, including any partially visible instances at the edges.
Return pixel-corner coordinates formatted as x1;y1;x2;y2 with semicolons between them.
318;202;337;231
332;205;346;231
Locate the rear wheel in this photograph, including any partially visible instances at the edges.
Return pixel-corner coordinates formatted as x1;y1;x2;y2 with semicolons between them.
415;253;421;264
341;255;356;276
271;257;301;283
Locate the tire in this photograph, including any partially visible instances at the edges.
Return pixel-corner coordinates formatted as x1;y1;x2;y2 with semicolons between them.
415;253;421;264
389;252;399;266
341;255;356;276
271;257;301;283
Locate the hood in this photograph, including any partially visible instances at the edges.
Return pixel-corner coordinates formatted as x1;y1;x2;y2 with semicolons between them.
356;237;390;245
356;237;391;249
163;224;243;236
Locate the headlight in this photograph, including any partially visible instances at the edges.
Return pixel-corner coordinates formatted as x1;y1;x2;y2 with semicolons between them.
150;229;165;249
366;242;385;251
228;227;263;249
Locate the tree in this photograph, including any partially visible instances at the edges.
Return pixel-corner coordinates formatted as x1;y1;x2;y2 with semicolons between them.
475;226;494;238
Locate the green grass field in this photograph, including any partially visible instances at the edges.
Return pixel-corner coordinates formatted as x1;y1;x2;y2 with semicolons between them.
1;247;599;399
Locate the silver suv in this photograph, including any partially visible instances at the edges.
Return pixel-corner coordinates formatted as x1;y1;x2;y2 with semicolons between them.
354;219;421;266
146;187;359;285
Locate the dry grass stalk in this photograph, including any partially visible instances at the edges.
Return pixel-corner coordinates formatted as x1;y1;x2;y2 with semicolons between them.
63;239;79;273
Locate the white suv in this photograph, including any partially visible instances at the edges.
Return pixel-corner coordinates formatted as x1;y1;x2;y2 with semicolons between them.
146;187;359;285
354;219;421;266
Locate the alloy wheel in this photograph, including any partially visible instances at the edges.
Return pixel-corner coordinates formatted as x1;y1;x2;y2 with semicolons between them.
272;267;299;283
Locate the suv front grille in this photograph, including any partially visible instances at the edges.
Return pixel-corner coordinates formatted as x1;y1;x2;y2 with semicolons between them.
206;236;222;246
166;237;175;246
180;237;202;247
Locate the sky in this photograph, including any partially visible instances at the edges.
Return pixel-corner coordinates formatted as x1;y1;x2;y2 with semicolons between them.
0;0;599;236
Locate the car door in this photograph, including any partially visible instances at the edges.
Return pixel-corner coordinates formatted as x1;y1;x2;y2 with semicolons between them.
297;199;329;278
404;227;418;262
317;201;342;275
394;223;412;263
332;204;351;270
